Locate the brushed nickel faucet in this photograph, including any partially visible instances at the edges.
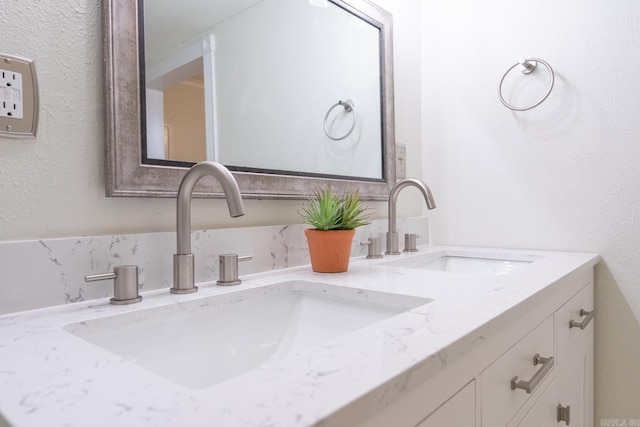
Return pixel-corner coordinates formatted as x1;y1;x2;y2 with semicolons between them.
171;161;245;294
386;178;436;255
85;265;142;305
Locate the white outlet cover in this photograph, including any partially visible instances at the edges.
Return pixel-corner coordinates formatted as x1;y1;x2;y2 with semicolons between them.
0;69;24;119
0;53;38;138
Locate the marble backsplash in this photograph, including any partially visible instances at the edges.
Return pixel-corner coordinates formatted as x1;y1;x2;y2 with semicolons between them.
0;217;428;315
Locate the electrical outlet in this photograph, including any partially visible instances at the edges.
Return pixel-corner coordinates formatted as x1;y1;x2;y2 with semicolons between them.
0;69;24;119
0;53;38;138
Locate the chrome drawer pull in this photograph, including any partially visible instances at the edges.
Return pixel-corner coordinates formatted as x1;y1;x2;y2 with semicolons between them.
510;353;554;394
557;404;571;425
569;309;595;330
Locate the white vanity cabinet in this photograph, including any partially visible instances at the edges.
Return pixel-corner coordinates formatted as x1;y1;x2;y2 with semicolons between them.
516;326;593;427
360;270;594;427
515;287;595;427
481;315;556;427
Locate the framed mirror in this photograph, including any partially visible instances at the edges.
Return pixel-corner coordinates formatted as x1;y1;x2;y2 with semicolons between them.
103;0;395;200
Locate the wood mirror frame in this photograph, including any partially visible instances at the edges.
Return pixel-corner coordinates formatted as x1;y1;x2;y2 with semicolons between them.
103;0;395;200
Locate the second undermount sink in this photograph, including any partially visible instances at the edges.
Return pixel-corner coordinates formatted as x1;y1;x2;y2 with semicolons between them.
381;250;542;275
64;281;430;389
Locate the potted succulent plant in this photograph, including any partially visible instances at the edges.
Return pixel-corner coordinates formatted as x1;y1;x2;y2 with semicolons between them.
299;188;371;273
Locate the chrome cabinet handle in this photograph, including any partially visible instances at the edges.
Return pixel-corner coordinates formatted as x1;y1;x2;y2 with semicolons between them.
557;404;571;425
569;309;594;330
511;353;555;394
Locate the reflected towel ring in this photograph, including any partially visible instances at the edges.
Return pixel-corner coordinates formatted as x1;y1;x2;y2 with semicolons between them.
324;99;357;141
498;58;555;111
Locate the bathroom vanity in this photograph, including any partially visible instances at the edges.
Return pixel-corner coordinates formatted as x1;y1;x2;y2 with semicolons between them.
0;245;598;427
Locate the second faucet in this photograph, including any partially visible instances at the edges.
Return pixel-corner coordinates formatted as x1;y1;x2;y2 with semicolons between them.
386;178;436;255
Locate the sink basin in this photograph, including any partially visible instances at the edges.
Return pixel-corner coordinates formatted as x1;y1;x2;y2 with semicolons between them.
65;281;430;389
381;250;541;275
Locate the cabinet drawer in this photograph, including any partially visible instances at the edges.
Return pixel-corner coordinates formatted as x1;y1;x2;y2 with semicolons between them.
482;315;555;427
517;325;594;427
415;380;476;427
556;282;594;362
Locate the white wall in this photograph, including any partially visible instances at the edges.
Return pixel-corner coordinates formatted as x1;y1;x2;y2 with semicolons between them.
0;0;423;242
422;0;640;420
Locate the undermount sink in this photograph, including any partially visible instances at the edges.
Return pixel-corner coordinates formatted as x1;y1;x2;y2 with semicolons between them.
64;281;430;389
381;250;542;275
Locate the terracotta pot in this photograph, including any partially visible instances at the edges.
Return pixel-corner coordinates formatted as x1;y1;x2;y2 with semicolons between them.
304;229;356;273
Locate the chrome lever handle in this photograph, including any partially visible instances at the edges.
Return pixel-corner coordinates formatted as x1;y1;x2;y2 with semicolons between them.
403;233;419;252
360;237;382;259
217;254;252;286
569;309;594;330
511;353;554;394
84;272;117;282
85;265;142;305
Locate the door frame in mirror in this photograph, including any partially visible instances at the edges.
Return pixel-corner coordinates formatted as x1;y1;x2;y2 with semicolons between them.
103;0;396;200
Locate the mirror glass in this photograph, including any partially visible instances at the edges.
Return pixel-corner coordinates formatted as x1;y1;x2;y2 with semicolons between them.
143;0;383;180
103;0;395;199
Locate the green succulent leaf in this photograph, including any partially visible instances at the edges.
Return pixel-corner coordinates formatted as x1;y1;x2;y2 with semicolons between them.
299;187;372;230
339;191;371;229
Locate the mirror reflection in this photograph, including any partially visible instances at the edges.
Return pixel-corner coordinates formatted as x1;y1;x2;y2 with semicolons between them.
142;0;384;180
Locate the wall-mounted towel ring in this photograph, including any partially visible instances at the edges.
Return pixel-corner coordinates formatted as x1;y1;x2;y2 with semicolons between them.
324;99;357;141
498;58;555;111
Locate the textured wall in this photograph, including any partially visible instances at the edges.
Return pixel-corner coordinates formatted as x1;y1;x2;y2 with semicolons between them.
0;0;424;242
421;0;640;420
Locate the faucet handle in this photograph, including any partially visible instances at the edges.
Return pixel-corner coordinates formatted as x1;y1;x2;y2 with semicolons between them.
403;233;419;252
217;254;252;286
360;237;383;259
85;265;142;305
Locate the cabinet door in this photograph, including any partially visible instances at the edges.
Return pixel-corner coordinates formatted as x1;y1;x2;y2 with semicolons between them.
518;324;593;427
482;316;555;427
415;380;475;427
554;324;594;426
517;386;555;427
556;282;594;362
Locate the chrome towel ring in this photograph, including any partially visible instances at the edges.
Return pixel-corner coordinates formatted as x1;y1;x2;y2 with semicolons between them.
498;58;555;111
324;99;357;141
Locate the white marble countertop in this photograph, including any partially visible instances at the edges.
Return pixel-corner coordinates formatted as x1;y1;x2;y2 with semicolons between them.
0;245;599;427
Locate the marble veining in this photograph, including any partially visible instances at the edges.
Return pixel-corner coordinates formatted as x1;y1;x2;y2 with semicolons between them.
0;217;427;315
0;243;598;427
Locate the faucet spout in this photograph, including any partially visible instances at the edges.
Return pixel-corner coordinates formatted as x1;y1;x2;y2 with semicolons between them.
172;161;245;294
386;178;436;255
